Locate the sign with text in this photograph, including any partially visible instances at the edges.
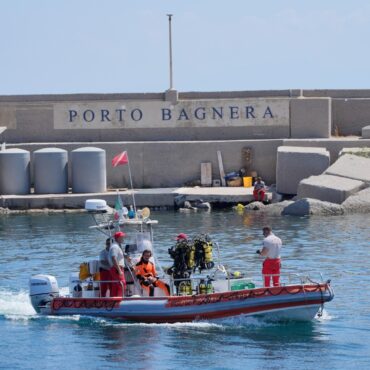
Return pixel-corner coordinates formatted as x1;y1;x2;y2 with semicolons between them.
53;98;290;129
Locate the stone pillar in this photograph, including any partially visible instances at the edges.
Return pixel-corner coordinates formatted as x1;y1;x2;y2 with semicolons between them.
290;98;332;138
165;89;178;104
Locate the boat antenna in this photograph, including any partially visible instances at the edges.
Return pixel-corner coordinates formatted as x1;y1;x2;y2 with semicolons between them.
126;153;137;216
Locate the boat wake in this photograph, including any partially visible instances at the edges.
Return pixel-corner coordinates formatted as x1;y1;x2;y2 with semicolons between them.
0;288;36;320
0;286;70;321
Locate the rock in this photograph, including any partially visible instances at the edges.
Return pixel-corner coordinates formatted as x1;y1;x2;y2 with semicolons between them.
244;201;266;211
244;200;294;216
342;187;370;214
282;198;344;216
261;200;295;216
325;154;370;184
297;174;365;204
276;146;330;195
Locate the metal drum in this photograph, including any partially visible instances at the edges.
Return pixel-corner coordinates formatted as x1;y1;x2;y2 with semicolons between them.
0;148;30;195
33;148;68;194
71;147;106;193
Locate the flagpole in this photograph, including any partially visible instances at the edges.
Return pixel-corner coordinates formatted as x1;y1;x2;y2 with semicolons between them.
112;150;137;218
167;14;173;90
126;155;137;216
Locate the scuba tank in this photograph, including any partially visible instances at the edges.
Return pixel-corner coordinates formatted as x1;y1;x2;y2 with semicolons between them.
186;281;192;295
179;281;192;296
168;239;192;276
198;279;207;295
192;234;215;272
203;242;214;269
206;279;213;294
179;281;188;296
187;244;195;270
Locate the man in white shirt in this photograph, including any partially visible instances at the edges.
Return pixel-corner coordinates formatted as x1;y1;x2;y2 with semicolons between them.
108;231;126;297
256;226;282;287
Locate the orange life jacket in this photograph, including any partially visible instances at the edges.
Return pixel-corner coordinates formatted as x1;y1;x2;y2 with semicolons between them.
135;260;157;280
135;260;170;296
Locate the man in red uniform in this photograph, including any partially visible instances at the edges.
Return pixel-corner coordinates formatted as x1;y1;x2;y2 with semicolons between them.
135;249;170;296
99;238;112;297
257;226;282;287
108;231;127;297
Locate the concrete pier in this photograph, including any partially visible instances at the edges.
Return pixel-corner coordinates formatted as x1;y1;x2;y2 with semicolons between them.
0;186;268;210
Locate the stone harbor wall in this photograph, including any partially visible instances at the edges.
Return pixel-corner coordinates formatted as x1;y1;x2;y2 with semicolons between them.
1;89;370;144
0;89;369;194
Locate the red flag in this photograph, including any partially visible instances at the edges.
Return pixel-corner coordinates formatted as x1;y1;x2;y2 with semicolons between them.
112;151;129;167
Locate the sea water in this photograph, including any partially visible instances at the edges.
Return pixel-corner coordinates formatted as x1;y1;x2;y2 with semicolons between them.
0;210;369;370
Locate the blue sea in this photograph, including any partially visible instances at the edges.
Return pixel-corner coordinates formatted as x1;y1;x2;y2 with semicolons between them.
0;210;369;370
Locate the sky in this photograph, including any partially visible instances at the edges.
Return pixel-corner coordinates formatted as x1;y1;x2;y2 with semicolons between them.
1;0;370;95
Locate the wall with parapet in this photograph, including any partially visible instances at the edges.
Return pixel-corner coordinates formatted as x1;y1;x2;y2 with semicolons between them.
0;89;369;191
2;89;370;143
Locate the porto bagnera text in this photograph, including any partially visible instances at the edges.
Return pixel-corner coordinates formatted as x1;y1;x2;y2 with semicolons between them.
68;105;274;123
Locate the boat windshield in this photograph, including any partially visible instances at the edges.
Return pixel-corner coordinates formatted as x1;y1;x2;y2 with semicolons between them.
124;232;153;254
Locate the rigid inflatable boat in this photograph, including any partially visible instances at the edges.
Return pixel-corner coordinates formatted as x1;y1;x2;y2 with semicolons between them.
29;199;334;323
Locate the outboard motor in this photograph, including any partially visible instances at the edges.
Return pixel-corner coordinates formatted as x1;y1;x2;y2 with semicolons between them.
29;274;59;312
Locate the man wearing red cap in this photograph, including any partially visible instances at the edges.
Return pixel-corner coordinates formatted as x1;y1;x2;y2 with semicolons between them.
176;233;188;241
108;231;127;297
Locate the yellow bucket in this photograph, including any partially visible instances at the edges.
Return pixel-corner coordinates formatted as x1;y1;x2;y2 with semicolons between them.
243;176;252;188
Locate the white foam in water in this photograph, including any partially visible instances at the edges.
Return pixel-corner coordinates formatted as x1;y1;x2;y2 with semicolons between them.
213;315;272;328
111;321;222;329
89;315;271;329
81;316;222;329
315;308;335;321
0;289;36;320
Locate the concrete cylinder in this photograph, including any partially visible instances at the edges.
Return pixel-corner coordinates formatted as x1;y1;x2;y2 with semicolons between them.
33;148;68;194
0;149;30;195
71;147;106;193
